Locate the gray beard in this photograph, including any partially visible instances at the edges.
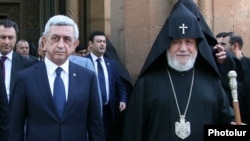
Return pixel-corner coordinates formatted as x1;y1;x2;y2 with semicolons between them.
167;52;197;72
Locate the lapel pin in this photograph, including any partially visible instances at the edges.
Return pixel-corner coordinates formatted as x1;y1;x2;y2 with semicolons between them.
73;73;76;77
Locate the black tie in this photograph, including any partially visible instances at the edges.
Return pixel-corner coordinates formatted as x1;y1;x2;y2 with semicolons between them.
53;67;66;118
96;58;107;104
0;56;7;80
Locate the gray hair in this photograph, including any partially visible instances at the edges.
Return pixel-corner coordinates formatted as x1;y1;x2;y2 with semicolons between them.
38;36;43;47
42;15;79;39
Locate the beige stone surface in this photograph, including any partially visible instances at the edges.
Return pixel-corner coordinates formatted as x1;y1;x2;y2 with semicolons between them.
124;0;171;83
213;0;250;55
2;0;249;84
122;0;250;83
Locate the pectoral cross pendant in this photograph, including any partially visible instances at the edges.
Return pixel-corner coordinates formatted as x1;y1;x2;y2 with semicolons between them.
175;115;191;139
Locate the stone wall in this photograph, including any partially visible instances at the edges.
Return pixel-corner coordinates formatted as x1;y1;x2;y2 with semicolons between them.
124;0;172;83
123;0;250;83
213;0;250;55
1;0;250;84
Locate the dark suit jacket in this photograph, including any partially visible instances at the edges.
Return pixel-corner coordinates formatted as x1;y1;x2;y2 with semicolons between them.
86;55;127;122
28;55;39;62
9;52;37;100
9;61;105;141
0;68;8;141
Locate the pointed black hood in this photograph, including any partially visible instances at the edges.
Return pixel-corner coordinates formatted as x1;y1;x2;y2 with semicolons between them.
138;3;220;79
173;0;217;46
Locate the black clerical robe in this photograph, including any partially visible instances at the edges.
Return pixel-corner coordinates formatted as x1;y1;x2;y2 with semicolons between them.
123;66;234;141
219;52;245;107
239;56;250;124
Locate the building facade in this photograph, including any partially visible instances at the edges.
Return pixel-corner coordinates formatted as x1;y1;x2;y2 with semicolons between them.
0;0;249;83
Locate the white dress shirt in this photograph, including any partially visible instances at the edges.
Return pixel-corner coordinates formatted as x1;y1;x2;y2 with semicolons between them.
44;57;69;101
0;50;13;101
90;53;110;104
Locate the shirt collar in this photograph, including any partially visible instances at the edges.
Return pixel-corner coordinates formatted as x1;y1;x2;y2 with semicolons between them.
0;50;13;61
44;57;69;76
90;52;104;62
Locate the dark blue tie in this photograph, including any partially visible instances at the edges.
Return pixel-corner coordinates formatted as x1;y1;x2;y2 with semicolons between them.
53;67;66;118
96;58;107;104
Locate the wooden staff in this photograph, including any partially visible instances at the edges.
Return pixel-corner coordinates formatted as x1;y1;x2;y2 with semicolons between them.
227;70;242;125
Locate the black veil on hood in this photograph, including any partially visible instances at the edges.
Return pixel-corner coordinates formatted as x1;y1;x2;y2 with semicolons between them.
104;38;133;97
104;38;132;85
138;3;220;79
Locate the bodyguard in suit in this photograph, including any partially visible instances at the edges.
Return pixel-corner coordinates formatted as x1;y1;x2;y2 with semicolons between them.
0;19;37;102
87;31;127;141
9;15;105;141
0;68;8;141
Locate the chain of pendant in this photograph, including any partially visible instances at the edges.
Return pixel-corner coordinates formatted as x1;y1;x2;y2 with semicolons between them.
167;68;195;117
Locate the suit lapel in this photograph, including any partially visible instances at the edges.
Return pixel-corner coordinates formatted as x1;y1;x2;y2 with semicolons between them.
104;57;112;87
63;62;78;118
10;53;20;94
33;62;56;112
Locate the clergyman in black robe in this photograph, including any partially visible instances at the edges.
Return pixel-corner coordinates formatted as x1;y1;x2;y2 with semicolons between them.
123;3;234;141
240;56;250;124
176;0;245;108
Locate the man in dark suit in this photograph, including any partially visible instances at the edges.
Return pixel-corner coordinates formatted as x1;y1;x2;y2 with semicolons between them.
86;31;127;141
0;19;37;102
9;15;105;141
221;32;250;124
15;39;39;62
0;68;8;141
35;35;103;114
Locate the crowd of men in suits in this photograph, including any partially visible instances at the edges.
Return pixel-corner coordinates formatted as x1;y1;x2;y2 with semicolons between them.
1;1;250;140
0;15;131;141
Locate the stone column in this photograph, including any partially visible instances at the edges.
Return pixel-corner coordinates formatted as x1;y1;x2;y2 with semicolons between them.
198;0;214;31
66;0;79;25
104;0;111;39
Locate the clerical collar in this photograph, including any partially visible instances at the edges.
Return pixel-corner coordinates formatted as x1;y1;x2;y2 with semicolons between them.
167;65;193;77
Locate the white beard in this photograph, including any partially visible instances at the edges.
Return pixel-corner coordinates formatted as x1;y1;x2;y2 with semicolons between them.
167;51;197;72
